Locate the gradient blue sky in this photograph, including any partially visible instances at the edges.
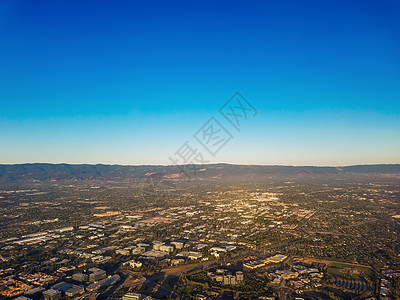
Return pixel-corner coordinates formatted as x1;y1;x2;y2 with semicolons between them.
1;0;399;166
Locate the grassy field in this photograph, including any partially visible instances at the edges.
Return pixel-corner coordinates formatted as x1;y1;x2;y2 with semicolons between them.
327;262;375;281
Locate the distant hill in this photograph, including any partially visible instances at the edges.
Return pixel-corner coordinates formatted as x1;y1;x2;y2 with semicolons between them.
0;163;399;183
341;164;400;173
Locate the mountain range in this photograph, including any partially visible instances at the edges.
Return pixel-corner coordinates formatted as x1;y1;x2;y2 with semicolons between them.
0;163;399;182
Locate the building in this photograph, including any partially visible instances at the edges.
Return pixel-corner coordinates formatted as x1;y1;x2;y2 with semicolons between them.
243;260;265;269
86;274;120;292
89;269;106;282
132;247;146;254
194;243;207;250
209;269;243;285
72;273;88;283
265;254;287;264
280;270;298;280
88;267;103;273
65;285;84;297
236;271;244;282
171;258;185;266
188;251;203;260
86;282;101;292
210;246;236;252
123;293;143;300
152;242;164;250
210;246;227;253
228;275;236;285
52;227;74;233
116;248;131;256
52;282;84;297
141;250;168;259
171;241;185;249
24;286;45;299
137;243;150;249
159;244;174;253
43;289;62;300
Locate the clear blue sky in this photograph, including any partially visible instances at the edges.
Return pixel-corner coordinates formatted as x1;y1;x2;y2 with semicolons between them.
1;0;399;166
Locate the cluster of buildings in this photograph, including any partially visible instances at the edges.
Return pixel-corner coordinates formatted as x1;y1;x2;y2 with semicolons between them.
1;185;393;299
207;269;244;285
272;264;325;290
17;273;58;287
243;254;288;269
379;268;400;299
0;278;32;298
0;191;318;299
121;240;206;270
0;266;120;299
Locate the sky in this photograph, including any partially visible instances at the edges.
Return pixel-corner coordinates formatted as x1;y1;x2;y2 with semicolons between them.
0;0;399;166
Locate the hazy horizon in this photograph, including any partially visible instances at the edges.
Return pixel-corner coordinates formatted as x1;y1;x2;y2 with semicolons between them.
1;162;399;168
